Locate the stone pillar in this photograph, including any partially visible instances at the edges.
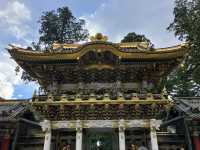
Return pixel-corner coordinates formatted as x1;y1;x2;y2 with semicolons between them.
193;130;200;150
76;120;82;150
76;128;82;150
119;119;126;150
150;119;159;150
1;134;10;150
41;120;52;150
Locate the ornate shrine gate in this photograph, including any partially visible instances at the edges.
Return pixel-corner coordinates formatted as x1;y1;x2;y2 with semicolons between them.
7;33;188;150
40;119;161;150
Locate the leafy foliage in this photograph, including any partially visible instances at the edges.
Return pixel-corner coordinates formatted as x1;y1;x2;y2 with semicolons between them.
166;0;200;96
38;6;89;48
166;66;197;96
121;32;153;47
21;71;36;83
20;6;89;82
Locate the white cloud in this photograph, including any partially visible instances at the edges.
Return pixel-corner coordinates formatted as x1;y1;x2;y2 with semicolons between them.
0;1;36;99
0;52;22;99
0;0;31;39
11;43;27;49
83;0;180;47
17;94;23;98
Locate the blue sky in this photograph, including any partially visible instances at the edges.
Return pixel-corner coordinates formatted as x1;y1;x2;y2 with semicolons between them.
0;0;180;99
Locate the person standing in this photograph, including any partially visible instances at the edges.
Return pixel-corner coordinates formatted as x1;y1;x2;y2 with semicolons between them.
62;143;71;150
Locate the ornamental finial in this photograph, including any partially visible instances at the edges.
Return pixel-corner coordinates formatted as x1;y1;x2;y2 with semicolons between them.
90;33;108;42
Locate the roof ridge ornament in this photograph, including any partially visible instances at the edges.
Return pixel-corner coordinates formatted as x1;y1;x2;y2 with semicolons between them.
137;42;152;50
90;33;108;42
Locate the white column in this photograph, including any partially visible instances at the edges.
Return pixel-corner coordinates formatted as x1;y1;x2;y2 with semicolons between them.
150;119;159;150
76;120;82;150
76;128;82;150
119;120;126;150
41;120;51;150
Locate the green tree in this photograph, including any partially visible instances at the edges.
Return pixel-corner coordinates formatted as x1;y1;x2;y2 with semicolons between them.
166;0;200;96
121;32;153;45
166;66;196;97
38;6;89;48
20;6;89;82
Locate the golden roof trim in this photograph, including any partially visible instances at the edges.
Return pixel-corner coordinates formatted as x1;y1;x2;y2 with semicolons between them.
90;33;108;42
53;42;150;50
7;42;188;61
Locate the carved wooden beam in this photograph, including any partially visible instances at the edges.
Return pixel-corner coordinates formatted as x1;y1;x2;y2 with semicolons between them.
51;119;162;129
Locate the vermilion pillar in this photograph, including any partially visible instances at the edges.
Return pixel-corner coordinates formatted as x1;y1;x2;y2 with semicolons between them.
1;135;10;150
193;131;200;150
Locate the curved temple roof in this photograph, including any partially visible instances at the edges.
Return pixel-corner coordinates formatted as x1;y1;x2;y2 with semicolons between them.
6;40;189;88
7;41;188;62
